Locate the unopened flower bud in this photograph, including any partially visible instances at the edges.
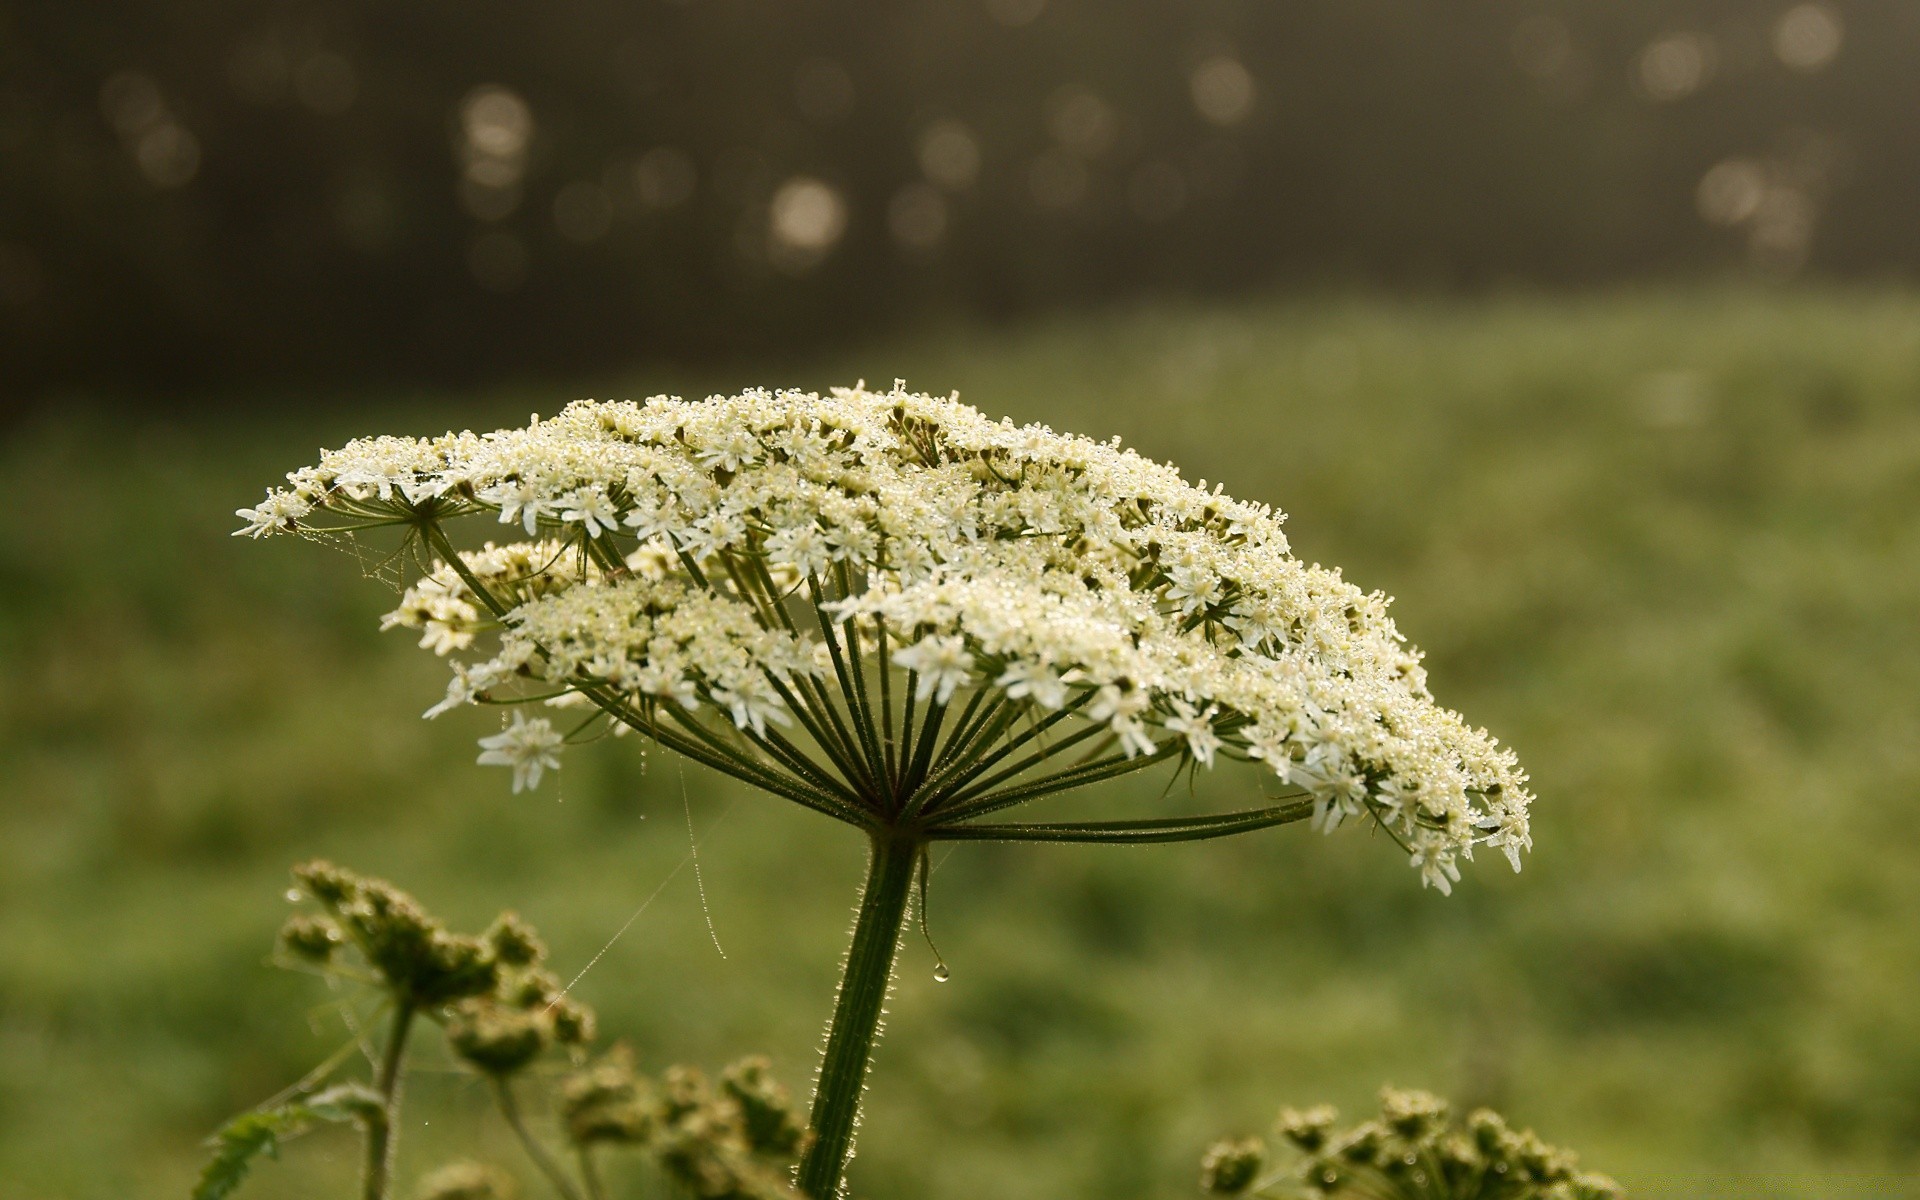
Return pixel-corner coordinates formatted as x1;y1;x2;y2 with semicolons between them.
1379;1086;1448;1141
1276;1105;1337;1152
292;860;359;907
505;968;562;1010
658;1064;713;1123
279;914;343;963
486;913;546;968
448;1001;547;1076
420;933;498;1005
721;1056;809;1159
549;998;597;1047
1199;1137;1266;1194
560;1046;655;1146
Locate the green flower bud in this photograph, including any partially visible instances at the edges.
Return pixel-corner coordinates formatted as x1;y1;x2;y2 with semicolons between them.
658;1064;714;1123
1379;1087;1448;1142
560;1047;656;1147
415;1160;518;1200
448;1001;547;1076
1467;1108;1511;1156
720;1056;809;1159
505;968;563;1010
419;932;499;1005
292;860;359;907
549;998;597;1047
1199;1137;1266;1194
485;913;546;968
1275;1105;1337;1152
278;914;343;963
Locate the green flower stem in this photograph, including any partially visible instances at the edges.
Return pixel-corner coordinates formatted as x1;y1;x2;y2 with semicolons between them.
361;1001;414;1200
932;742;1184;825
928;797;1315;844
491;1077;584;1200
799;833;920;1198
577;1147;607;1200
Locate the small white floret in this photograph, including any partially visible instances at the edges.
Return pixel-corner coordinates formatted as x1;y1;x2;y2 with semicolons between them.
476;712;565;793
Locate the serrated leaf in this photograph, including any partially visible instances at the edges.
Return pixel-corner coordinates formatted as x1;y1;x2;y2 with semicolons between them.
192;1094;371;1200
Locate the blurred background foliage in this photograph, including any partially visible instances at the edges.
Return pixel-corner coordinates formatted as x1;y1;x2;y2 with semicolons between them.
3;0;1918;403
3;292;1919;1197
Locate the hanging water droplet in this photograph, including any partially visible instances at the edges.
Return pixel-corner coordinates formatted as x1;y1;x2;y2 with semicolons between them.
284;889;302;903
932;963;951;983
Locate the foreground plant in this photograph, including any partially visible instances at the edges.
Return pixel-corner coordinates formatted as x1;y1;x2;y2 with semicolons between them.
238;384;1534;1197
1200;1088;1623;1200
198;861;808;1200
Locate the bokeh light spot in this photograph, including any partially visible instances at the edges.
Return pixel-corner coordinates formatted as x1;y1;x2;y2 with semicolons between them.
99;72;164;137
1774;5;1843;72
463;87;533;161
1190;56;1255;126
769;176;848;270
1697;159;1766;226
135;123;200;188
1635;33;1716;102
918;121;981;190
1047;86;1117;158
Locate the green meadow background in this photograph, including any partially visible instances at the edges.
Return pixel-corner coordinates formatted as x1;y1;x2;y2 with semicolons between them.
4;288;1918;1199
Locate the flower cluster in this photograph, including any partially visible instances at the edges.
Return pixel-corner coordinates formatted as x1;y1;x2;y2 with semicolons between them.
240;383;1530;889
1201;1088;1624;1200
230;862;809;1200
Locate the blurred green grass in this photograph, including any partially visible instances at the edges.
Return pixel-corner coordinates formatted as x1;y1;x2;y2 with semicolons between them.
4;287;1920;1199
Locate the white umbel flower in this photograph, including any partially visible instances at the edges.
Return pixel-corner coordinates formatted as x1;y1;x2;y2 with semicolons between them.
476;712;564;793
892;635;975;705
242;383;1534;887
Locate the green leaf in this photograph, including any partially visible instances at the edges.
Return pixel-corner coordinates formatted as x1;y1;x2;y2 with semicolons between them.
192;1089;379;1200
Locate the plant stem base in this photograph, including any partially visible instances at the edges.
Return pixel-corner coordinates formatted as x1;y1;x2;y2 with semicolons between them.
798;834;919;1198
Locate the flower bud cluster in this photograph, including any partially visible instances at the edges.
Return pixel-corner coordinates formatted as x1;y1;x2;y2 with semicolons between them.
284;861;498;1008
243;384;1532;888
281;861;595;1068
555;1050;810;1199
1203;1088;1624;1200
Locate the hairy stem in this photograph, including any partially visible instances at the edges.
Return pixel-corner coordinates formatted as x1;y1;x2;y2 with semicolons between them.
492;1077;585;1200
577;1147;607;1200
798;834;919;1198
361;1001;414;1200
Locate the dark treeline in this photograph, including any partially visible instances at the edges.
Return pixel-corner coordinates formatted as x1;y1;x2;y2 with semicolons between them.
2;0;1912;404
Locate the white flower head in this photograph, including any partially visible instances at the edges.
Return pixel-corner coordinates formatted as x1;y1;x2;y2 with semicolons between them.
996;658;1068;710
893;634;975;705
1163;699;1222;767
476;712;564;793
560;486;620;538
247;384;1535;889
233;489;311;538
